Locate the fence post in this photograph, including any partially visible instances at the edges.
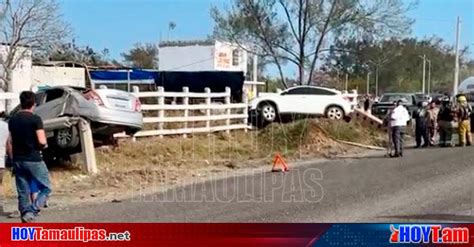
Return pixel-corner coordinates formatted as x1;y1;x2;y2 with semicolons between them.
205;87;211;133
132;86;140;142
243;90;249;132
225;87;231;134
78;118;98;174
183;87;189;138
158;86;165;138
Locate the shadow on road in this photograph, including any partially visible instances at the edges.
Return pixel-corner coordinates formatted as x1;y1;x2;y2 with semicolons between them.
378;214;474;222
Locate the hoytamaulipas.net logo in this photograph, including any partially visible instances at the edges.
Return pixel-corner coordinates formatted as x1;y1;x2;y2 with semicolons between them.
11;226;131;242
389;224;469;244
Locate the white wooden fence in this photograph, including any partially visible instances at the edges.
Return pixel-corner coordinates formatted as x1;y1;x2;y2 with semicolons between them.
118;86;249;139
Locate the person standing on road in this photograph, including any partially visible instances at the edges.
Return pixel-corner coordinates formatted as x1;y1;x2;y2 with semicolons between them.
456;95;472;147
7;91;51;223
413;102;429;148
425;101;439;146
382;101;397;156
437;98;454;147
390;100;410;158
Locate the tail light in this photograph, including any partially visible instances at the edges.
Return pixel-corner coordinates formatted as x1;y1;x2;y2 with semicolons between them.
134;98;141;112
84;90;104;105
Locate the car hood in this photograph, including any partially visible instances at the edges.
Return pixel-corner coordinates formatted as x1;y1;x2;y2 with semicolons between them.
373;102;395;107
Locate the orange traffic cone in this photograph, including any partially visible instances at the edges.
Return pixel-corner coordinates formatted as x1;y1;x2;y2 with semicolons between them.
271;153;289;172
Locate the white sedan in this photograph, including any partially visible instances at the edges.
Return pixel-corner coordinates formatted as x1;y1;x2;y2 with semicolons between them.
249;86;353;126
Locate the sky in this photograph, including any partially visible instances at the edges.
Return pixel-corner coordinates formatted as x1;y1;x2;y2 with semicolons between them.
59;0;474;62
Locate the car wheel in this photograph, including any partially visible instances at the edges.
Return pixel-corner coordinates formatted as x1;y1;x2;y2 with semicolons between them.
55;126;80;149
249;110;270;129
325;106;344;120
260;103;277;122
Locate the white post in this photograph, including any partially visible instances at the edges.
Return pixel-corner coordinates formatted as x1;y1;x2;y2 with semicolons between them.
132;86;140;142
183;87;189;138
78;118;98;174
158;87;165;138
422;54;426;94
366;72;371;95
427;59;432;94
375;66;379;98
205;87;211;133
127;70;131;92
453;16;461;96
253;54;258;82
345;73;349;91
243;90;249;132
225;87;231;134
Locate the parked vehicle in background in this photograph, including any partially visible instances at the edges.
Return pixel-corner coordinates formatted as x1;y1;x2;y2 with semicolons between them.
371;93;417;119
415;93;444;105
249;86;354;127
7;86;143;163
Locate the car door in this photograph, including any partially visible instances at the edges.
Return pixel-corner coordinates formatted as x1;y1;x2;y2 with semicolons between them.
34;88;68;120
305;88;338;115
278;87;311;114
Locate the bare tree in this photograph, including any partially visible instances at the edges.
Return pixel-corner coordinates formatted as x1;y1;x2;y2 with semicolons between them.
0;0;70;92
212;0;415;88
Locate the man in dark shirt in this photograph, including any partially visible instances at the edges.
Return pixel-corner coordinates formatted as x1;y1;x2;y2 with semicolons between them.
438;98;454;147
7;91;51;223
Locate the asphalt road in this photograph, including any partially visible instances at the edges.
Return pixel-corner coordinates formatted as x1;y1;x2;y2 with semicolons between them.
2;146;473;223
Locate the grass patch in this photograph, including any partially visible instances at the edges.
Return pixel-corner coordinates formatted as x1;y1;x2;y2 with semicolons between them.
95;119;381;173
319;120;386;146
39;119;386;205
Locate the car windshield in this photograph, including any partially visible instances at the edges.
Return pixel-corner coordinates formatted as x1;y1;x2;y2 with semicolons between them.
380;95;412;104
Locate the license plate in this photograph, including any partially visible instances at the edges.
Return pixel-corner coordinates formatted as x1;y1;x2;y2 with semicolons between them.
114;104;127;108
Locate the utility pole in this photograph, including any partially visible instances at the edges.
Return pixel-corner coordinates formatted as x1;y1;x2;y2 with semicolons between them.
367;59;387;98
253;54;258;82
366;72;371;95
453;16;461;96
345;73;348;91
419;54;426;94
427;59;432;94
375;66;379;98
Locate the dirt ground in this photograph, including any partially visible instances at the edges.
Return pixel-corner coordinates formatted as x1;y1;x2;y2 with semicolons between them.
2;119;387;210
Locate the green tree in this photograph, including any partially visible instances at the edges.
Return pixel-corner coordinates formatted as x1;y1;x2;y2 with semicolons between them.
121;43;158;69
212;0;414;88
322;37;470;94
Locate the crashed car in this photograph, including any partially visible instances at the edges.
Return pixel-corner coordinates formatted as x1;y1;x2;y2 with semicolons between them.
7;86;143;161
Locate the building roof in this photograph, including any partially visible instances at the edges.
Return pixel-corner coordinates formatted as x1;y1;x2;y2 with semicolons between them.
159;39;215;48
34;61;86;67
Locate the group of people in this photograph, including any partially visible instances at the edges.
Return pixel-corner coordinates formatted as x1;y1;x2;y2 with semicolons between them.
0;91;51;223
383;94;473;158
413;95;472;148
